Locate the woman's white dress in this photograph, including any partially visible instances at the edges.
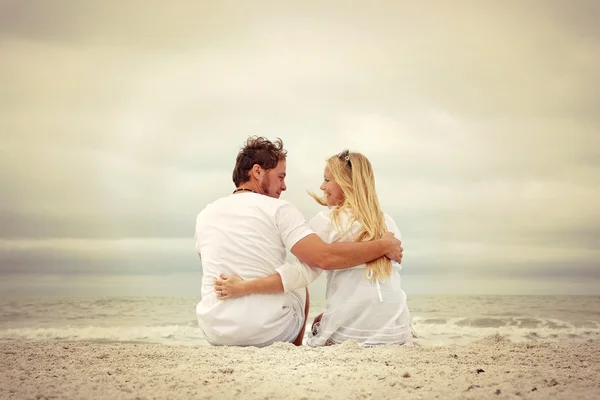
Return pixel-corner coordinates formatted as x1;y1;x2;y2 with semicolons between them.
275;208;413;347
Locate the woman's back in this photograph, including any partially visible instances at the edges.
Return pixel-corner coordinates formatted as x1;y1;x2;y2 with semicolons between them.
307;209;412;347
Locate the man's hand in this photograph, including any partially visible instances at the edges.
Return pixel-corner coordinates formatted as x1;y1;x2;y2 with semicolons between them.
382;232;403;264
214;273;246;300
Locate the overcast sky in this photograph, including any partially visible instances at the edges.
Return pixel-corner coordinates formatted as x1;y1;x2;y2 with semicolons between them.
1;0;599;297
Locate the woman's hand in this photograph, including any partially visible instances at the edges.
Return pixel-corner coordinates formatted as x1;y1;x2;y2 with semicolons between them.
214;273;247;300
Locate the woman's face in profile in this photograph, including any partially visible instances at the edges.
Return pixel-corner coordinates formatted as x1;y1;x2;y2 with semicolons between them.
320;166;344;207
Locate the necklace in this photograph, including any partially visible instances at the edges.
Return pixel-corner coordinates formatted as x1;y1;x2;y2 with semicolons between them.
232;188;258;194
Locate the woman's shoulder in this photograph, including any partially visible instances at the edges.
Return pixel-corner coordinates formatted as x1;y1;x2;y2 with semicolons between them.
314;207;357;225
307;208;355;242
307;208;331;225
382;212;398;227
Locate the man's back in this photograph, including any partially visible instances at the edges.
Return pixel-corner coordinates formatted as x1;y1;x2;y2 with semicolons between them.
195;193;312;346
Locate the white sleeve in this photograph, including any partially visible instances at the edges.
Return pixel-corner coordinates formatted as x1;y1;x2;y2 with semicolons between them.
275;260;322;293
275;201;315;250
384;213;403;270
274;212;333;292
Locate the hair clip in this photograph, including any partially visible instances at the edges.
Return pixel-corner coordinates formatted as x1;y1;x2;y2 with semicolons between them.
338;149;350;161
337;149;352;168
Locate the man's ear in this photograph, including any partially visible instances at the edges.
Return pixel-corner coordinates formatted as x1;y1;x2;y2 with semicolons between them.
250;164;262;180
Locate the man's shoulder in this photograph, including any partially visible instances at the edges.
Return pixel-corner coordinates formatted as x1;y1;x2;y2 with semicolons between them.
197;194;299;218
246;195;298;211
197;196;229;214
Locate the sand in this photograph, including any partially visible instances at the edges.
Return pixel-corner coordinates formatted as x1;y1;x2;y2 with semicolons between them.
1;336;599;400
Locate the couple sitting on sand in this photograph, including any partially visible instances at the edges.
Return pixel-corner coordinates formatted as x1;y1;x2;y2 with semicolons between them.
195;136;412;347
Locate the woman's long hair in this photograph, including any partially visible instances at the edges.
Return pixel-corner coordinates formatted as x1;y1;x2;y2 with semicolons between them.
311;150;391;281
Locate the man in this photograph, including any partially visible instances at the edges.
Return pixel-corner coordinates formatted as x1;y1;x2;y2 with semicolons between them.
195;136;403;347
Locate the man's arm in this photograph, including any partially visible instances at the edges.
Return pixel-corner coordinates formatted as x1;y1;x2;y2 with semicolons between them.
290;232;402;270
275;202;402;272
214;233;402;299
214;213;403;299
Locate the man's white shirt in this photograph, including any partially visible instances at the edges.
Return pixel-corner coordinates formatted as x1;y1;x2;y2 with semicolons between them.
195;193;313;346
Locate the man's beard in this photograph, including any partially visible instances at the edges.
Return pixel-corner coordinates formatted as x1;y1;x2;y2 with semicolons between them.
261;174;274;197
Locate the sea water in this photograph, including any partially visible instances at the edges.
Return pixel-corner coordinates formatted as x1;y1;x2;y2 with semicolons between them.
1;295;598;347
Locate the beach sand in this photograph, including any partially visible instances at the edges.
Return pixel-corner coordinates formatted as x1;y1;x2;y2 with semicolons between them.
1;336;598;399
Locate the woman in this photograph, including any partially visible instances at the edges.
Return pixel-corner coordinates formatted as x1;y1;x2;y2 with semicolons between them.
214;150;412;347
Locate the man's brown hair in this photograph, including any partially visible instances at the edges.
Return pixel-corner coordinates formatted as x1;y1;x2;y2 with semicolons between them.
232;136;287;186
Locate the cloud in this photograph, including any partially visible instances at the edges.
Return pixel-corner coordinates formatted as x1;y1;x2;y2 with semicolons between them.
0;1;599;293
0;238;198;275
0;0;242;47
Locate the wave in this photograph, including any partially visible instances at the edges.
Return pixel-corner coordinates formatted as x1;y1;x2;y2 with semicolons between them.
0;325;208;346
3;318;598;348
412;316;600;346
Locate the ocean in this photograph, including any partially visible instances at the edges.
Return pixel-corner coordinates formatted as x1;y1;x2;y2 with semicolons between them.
0;295;598;347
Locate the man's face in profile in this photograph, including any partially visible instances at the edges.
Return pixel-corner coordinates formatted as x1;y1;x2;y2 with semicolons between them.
261;160;287;199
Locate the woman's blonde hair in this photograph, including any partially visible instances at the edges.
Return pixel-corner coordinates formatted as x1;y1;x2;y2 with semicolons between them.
311;150;391;281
